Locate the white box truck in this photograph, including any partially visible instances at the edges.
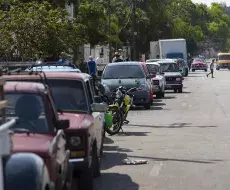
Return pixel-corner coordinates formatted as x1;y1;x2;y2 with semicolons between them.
149;39;189;76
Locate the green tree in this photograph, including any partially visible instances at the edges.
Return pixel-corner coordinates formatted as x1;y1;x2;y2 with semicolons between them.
0;1;87;59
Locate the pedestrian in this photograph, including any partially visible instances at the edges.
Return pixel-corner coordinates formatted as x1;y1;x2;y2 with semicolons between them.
87;56;97;76
112;52;123;63
95;52;105;76
207;59;215;78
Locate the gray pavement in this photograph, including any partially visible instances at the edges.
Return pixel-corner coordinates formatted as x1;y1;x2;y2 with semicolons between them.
95;69;230;190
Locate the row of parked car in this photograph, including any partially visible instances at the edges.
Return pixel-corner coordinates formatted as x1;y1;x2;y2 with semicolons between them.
0;57;191;190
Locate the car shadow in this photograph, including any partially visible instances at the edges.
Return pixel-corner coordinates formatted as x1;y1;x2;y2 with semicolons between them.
162;96;176;99
152;102;166;106
95;173;139;190
101;152;128;170
103;145;133;152
104;136;115;144
127;122;217;128
186;75;206;77
165;91;191;94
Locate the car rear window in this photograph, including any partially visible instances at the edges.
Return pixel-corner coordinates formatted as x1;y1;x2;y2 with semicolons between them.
161;63;179;72
102;65;145;79
146;64;159;74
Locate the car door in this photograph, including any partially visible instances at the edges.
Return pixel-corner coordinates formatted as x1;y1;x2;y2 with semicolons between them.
86;80;103;155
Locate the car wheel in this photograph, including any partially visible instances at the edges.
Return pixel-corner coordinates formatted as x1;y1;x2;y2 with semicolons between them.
216;67;220;70
92;144;101;178
156;92;162;99
161;91;165;98
78;166;93;190
192;69;195;72
144;102;151;110
178;87;183;93
174;89;177;93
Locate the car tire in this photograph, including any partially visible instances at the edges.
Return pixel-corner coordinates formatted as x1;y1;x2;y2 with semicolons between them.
156;92;162;99
161;91;165;98
192;69;195;72
178;87;183;93
144;102;151;110
216;67;220;70
174;89;177;93
78;167;93;190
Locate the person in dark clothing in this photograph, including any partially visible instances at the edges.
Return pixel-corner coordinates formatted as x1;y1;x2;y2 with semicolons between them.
87;56;97;75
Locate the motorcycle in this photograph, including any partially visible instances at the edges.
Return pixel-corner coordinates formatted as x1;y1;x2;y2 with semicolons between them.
103;86;136;135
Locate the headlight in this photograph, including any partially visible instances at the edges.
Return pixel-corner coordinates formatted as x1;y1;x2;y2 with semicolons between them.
176;78;181;81
70;137;81;147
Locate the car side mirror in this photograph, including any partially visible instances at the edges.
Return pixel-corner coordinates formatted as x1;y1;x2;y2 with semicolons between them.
91;103;108;112
94;95;103;103
56;119;69;130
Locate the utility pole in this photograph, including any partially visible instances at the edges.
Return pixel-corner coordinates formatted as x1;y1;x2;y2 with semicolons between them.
108;0;112;62
132;0;137;61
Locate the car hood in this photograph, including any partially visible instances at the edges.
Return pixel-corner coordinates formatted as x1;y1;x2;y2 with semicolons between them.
58;112;92;130
12;133;53;157
164;72;182;77
102;78;146;90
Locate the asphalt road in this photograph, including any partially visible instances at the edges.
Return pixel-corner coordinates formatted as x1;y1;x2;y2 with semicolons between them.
95;69;230;190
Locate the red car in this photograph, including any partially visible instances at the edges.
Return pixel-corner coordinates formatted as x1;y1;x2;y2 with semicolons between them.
191;58;208;72
4;81;72;190
4;72;107;190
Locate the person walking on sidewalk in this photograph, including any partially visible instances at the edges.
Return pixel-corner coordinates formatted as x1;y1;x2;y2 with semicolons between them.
207;59;215;78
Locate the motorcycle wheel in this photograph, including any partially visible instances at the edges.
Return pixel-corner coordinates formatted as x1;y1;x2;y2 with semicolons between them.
105;109;123;136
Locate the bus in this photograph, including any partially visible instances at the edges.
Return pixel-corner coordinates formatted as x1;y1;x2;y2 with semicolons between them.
216;53;230;70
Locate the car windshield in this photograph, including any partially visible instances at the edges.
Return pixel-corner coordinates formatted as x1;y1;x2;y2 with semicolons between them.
4;94;49;134
161;63;179;72
48;79;88;113
193;58;204;63
218;55;230;60
146;64;159;74
166;53;183;59
102;65;145;79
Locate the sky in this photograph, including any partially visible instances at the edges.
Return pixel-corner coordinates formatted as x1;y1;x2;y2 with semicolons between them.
192;0;230;6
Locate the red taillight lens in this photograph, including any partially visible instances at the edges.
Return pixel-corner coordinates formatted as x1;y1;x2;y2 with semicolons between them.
151;74;156;78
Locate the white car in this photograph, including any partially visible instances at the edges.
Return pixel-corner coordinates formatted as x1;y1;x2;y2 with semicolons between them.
146;62;165;98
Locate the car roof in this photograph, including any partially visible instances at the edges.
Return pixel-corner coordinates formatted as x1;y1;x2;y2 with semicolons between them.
146;62;160;66
4;81;46;94
107;61;143;66
156;60;176;64
26;66;81;72
3;72;91;81
146;59;161;63
218;53;230;55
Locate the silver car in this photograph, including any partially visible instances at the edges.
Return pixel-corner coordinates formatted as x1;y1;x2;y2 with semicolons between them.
101;62;153;109
156;60;183;93
146;62;165;98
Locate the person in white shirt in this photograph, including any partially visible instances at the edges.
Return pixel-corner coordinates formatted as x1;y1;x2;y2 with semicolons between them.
95;53;105;76
112;52;123;63
207;59;215;78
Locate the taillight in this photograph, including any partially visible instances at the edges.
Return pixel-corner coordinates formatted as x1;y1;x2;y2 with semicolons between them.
151;74;156;78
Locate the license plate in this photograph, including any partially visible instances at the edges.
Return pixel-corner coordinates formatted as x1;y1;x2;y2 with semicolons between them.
70;151;85;158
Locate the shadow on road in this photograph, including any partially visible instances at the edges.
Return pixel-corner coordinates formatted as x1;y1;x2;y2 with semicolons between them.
95;173;139;190
152;102;166;106
127;122;217;128
101;152;128;170
104;137;115;144
162;96;176;99
165;91;192;94
186;75;206;78
129;155;223;164
103;145;133;153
